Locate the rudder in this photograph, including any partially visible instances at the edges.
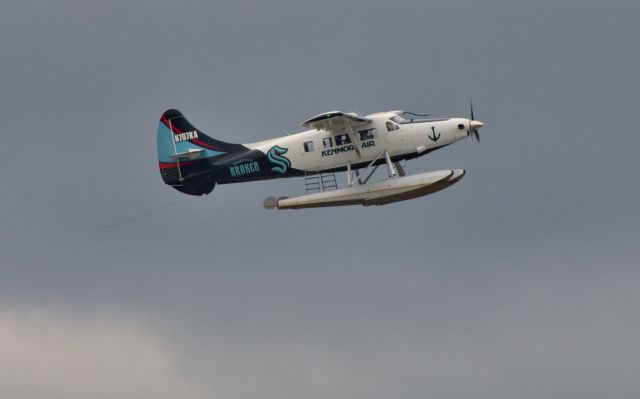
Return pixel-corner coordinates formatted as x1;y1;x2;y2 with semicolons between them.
156;109;244;195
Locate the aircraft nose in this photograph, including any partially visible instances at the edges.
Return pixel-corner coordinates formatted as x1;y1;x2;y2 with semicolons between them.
470;120;484;129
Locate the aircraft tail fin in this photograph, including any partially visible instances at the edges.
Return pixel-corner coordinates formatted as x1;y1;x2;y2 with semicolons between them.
156;109;244;195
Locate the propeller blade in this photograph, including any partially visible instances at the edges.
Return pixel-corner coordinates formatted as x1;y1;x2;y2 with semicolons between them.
468;100;480;142
470;100;475;121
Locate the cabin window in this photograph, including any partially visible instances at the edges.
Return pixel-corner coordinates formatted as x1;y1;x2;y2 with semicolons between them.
335;134;352;146
322;137;333;148
358;128;377;140
386;121;399;132
303;141;315;152
458;124;465;130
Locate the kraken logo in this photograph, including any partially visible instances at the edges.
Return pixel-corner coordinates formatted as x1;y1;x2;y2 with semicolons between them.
267;145;291;174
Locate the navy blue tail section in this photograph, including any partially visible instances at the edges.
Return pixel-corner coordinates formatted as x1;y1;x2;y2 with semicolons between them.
157;109;245;195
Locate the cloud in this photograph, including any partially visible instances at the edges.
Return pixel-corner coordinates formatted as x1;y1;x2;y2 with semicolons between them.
0;307;205;399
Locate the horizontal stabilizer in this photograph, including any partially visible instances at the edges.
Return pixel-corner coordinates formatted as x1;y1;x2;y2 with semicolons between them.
170;148;205;161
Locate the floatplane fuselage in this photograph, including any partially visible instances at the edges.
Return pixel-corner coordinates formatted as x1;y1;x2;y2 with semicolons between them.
157;108;484;209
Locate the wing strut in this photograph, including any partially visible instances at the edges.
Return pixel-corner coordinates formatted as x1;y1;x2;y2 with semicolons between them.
384;151;397;177
348;151;398;186
394;162;406;177
347;163;365;186
344;121;361;157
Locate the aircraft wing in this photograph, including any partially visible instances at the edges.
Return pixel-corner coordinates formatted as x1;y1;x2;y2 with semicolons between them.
301;111;372;132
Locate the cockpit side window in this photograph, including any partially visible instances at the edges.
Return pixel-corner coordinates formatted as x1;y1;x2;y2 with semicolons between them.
322;137;333;148
386;121;399;132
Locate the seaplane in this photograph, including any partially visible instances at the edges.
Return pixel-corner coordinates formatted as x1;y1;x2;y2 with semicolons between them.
157;105;484;209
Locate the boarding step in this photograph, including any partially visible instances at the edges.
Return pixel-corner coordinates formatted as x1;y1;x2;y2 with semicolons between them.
304;171;339;193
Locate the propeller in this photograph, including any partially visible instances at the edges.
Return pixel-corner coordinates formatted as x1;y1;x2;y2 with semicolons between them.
468;100;482;142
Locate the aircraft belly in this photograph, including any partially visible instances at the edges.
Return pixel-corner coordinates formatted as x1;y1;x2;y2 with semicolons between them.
265;169;465;209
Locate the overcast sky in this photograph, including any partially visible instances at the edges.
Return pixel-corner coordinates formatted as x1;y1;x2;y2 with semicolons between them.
1;0;640;398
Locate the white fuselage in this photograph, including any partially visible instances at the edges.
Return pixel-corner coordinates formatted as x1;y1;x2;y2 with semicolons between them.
245;112;471;172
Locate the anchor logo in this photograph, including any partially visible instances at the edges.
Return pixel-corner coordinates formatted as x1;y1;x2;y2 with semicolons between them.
428;126;441;142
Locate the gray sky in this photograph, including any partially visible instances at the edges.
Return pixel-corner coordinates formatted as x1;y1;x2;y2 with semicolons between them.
1;0;640;398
